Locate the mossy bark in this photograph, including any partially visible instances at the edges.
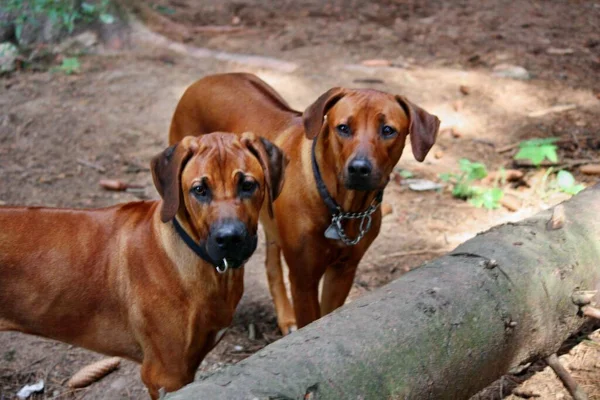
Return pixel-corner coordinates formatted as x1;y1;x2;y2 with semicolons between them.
168;184;600;400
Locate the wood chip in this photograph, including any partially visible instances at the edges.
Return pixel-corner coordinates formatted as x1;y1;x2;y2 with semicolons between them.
546;47;575;55
67;357;121;388
99;179;129;191
451;128;463;138
528;104;577;118
482;169;524;185
580;164;600;175
500;195;520;212
381;203;393;217
547;204;565;230
360;59;392;67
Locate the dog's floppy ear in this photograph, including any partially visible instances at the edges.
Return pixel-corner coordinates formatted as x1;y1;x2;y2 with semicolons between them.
303;88;346;139
242;133;289;218
151;140;195;223
396;96;440;162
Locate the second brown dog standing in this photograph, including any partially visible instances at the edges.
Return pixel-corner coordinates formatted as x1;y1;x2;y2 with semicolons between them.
169;73;440;334
0;132;287;399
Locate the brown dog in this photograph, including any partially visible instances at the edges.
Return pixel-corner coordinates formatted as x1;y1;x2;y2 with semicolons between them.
0;132;286;398
169;73;440;334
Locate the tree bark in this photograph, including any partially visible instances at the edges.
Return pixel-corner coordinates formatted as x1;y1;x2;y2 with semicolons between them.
167;184;600;400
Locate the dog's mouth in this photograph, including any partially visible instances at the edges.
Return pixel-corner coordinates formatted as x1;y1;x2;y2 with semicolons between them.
344;173;384;192
206;233;258;270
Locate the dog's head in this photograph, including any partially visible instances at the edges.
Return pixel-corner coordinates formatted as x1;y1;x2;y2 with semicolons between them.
151;133;287;269
303;88;440;191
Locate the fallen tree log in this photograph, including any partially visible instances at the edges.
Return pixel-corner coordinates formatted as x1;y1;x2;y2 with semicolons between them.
168;184;600;400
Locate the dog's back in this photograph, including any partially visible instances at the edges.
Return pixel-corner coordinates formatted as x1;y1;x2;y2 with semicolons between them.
169;73;302;145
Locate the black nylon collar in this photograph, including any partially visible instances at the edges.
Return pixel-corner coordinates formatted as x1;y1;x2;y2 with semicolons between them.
310;137;383;216
172;217;223;271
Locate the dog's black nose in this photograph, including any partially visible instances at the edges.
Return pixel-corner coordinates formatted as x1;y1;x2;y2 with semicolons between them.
213;221;246;251
348;158;373;178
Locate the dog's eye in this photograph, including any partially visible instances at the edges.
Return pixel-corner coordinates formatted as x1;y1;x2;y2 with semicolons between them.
336;124;351;137
192;184;209;198
381;125;397;138
239;179;257;198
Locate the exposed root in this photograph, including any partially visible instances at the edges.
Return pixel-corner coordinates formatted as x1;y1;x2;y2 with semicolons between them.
544;353;588;400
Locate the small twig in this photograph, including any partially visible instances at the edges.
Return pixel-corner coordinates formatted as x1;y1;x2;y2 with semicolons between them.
496;134;594;154
77;159;106;173
528;104;577;118
18;356;48;374
513;158;600;168
48;387;88;400
192;25;247;34
379;249;449;260
545;353;588;400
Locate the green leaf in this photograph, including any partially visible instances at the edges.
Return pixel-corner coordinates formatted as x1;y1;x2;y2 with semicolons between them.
557;170;575;190
518;137;559;148
482;188;503;209
81;2;96;14
514;138;559;166
154;4;176;15
399;170;414;178
100;13;115;24
568;184;585;195
58;57;81;74
438;173;452;182
458;158;487;181
469;196;484;208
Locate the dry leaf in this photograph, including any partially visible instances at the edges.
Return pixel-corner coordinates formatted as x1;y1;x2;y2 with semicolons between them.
580;164;600;175
500;195;520;212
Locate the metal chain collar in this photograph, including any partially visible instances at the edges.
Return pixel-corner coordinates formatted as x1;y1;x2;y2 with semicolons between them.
331;198;382;246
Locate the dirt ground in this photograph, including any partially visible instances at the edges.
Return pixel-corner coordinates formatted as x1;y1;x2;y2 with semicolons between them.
1;0;600;398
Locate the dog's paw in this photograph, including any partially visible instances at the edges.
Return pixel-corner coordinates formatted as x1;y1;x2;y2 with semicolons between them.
286;325;297;334
279;321;298;336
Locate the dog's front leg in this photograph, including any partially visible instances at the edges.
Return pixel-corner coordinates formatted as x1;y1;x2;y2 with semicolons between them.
319;261;360;316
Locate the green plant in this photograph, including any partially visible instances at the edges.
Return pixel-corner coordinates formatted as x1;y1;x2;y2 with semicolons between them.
4;0;114;42
556;170;585;195
53;56;80;74
439;159;504;210
514;137;559;166
398;169;414;179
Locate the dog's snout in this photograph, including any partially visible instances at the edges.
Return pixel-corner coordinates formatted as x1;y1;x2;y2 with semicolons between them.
206;219;257;268
348;158;373;178
213;221;247;251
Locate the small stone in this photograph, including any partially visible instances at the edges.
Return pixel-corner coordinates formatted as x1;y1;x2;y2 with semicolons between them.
459;85;470;95
493;64;531;80
434;150;444;159
231;16;241;25
0;42;19;73
450;128;463;138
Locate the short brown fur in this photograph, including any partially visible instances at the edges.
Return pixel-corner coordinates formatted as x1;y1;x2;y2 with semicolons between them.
0;132;286;398
169;74;439;334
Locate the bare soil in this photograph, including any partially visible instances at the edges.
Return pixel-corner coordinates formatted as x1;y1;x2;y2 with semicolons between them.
1;0;599;399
